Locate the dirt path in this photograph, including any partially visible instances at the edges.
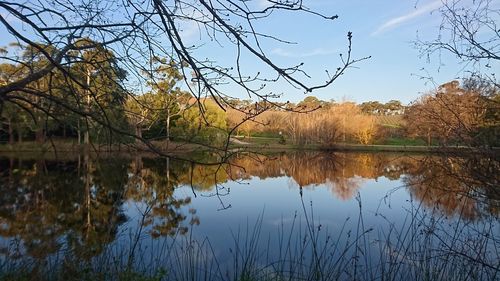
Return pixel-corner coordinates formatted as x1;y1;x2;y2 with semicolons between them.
229;138;250;145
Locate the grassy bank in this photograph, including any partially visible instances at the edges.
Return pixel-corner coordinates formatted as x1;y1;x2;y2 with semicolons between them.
0;140;204;154
1;139;496;155
228;136;496;154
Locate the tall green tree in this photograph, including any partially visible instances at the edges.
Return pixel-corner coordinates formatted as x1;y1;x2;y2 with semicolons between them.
145;58;189;141
69;39;128;145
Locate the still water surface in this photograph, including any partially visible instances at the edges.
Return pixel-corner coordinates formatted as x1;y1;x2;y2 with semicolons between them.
0;151;498;280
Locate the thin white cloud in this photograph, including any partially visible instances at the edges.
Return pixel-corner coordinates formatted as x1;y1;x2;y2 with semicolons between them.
179;20;200;41
178;8;205;42
257;0;272;9
372;0;442;36
271;47;338;58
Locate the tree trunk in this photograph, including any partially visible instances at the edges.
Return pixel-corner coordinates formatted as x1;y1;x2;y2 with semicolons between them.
134;155;143;174
7;119;14;145
77;119;81;144
135;124;142;141
84;124;90;145
166;157;170;186
34;78;45;144
8;157;14;188
84;153;92;237
166;109;170;141
84;67;91;146
35;127;45;144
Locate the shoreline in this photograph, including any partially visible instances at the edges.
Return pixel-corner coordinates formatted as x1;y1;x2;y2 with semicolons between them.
0;141;497;156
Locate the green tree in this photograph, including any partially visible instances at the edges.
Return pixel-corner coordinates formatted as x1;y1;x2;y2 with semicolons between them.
69;39;128;145
384;100;404;115
143;58;190;140
175;99;227;145
0;41;128;145
0;61;27;143
359;101;384;115
17;44;59;143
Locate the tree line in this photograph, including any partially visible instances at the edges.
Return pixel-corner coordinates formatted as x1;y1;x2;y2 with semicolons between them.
0;42;229;147
1;43;498;149
0;0;367;158
226;78;499;147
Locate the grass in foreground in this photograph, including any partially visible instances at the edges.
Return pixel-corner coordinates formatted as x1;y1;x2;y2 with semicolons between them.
0;194;497;281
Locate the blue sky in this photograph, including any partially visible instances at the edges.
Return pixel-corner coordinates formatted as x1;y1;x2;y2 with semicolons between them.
173;0;499;104
234;0;499;104
1;0;498;105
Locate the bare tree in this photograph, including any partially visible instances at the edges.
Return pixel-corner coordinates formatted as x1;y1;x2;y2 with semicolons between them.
416;0;499;81
413;0;499;149
0;0;368;155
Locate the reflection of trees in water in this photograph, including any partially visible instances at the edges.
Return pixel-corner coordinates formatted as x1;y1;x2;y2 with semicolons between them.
326;177;362;201
229;152;413;200
0;152;497;262
0;156;127;259
127;157;197;237
404;155;500;220
0;153;234;260
0;155;197;260
229;152;498;218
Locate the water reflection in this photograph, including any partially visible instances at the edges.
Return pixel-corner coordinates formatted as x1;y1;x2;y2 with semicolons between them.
403;155;500;220
229;152;499;218
229;152;414;200
127;156;196;237
0;151;497;262
0;156;127;259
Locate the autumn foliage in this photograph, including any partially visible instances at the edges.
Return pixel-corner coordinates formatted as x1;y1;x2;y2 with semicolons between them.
226;101;379;145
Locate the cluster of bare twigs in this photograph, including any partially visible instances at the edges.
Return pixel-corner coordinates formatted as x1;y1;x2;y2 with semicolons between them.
415;0;499;85
0;0;368;159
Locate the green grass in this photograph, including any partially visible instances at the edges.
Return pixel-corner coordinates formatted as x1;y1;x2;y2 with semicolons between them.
232;136;282;146
378;137;427;146
235;136;432;150
250;131;282;138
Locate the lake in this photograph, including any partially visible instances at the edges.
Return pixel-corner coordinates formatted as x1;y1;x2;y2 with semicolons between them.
0;151;498;280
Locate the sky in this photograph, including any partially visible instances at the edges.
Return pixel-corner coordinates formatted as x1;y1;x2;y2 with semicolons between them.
0;0;498;105
197;0;498;104
224;0;498;104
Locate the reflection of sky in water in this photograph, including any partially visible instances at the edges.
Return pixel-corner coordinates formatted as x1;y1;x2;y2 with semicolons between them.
164;176;406;249
119;171;498;271
0;152;498;277
125;178;417;262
